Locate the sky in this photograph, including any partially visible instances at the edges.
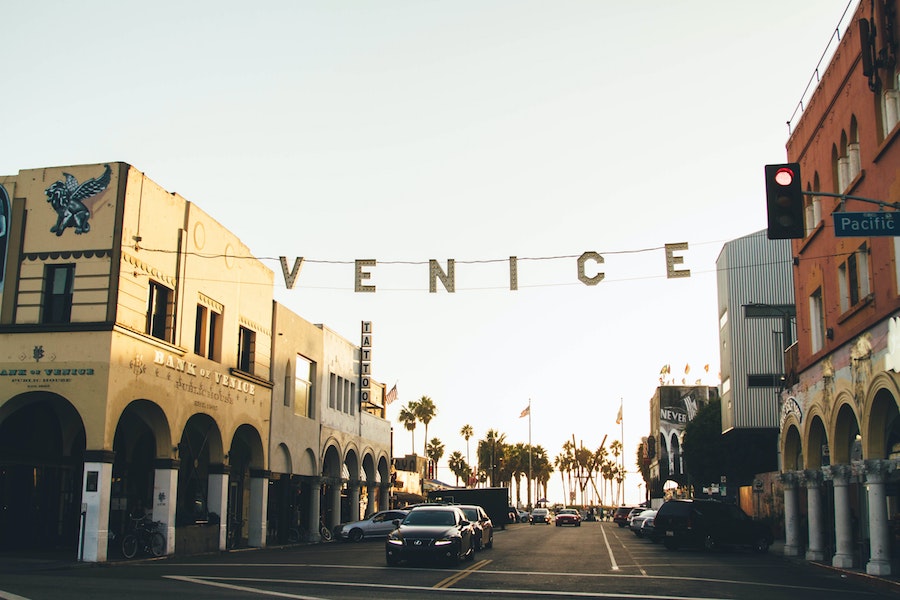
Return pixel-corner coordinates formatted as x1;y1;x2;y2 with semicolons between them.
3;1;858;505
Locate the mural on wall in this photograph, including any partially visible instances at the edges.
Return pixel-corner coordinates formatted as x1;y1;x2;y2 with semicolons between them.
0;184;7;297
44;164;111;236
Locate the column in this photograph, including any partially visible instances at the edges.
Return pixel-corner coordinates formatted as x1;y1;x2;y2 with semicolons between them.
864;459;894;576
248;469;269;548
153;459;179;556
306;477;322;542
328;478;343;531
208;464;229;550
823;464;854;568
348;480;361;523
802;469;826;561
79;450;115;563
779;471;802;556
365;480;378;516
380;482;391;510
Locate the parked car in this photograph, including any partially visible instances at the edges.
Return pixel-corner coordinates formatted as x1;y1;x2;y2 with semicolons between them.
555;508;582;527
529;507;552;525
457;504;494;550
517;509;529;523
654;499;773;553
385;505;475;566
629;509;656;537
336;509;409;542
612;506;637;527
640;514;660;542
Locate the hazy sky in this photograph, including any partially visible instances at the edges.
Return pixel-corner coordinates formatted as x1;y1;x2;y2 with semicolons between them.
3;1;856;504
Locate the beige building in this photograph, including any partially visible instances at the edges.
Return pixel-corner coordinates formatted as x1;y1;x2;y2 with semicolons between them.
0;162;392;561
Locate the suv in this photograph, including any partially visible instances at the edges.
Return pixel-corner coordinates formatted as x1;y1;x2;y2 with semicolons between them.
612;506;637;527
654;499;772;553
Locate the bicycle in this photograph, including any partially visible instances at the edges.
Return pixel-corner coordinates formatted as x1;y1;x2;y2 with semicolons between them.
121;516;165;559
296;517;332;542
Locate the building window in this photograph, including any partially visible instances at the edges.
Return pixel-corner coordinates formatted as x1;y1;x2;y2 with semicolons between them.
238;326;255;374
809;288;825;354
838;243;870;313
194;304;221;360
328;373;357;415
147;281;173;342
42;264;75;324
294;354;315;418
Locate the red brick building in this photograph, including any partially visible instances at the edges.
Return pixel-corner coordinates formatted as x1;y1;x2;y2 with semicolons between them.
779;0;900;575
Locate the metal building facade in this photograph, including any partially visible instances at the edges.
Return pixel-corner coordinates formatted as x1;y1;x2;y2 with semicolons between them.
716;230;795;431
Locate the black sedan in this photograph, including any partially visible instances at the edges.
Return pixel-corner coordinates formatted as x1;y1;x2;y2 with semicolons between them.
456;504;494;550
385;505;476;566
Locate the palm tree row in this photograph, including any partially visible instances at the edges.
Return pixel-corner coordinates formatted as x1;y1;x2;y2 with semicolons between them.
397;400;628;507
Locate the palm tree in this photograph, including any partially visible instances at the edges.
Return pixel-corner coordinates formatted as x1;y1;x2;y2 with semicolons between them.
447;451;468;486
414;396;437;457
398;404;418;454
425;437;445;480
508;443;527;508
476;429;506;487
531;445;553;503
610;439;623;504
460;424;474;464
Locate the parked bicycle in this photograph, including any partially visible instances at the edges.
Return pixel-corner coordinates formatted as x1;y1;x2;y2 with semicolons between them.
121;516;165;559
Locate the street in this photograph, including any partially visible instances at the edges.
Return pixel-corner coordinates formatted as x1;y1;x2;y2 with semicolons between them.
0;521;893;599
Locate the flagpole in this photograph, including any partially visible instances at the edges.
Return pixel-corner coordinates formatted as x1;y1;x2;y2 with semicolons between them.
528;399;532;506
619;398;624;505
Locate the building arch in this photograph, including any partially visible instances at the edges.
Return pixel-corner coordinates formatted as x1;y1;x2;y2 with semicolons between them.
0;391;86;552
864;381;900;460
783;422;803;471
832;401;862;464
806;413;829;468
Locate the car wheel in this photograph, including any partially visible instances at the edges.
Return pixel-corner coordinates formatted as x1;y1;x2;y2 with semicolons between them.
663;538;678;551
349;528;364;542
703;534;717;552
753;537;770;553
475;533;483;551
486;533;493;549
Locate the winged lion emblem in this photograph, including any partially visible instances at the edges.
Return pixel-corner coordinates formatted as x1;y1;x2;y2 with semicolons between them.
45;164;112;236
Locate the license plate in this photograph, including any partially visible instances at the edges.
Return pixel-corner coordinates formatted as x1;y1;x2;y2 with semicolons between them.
666;530;674;537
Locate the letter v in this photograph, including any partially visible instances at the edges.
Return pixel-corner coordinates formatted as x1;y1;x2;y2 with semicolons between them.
280;257;305;289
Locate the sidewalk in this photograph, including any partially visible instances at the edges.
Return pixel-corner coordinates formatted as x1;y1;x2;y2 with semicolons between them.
770;540;900;595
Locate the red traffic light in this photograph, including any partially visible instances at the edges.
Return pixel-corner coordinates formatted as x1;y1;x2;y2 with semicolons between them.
773;167;796;187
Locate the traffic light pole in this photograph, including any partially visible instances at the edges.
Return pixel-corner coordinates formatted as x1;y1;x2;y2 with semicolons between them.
806;190;900;211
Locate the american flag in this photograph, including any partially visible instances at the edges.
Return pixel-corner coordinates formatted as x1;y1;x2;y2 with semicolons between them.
385;383;398;406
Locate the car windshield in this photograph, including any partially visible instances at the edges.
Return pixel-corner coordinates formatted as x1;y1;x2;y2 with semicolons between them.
559;509;577;515
404;510;456;526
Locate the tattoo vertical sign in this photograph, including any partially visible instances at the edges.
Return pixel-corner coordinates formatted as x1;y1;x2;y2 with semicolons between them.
0;184;9;301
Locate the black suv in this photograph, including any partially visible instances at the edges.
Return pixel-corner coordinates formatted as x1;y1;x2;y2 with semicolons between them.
654;499;772;553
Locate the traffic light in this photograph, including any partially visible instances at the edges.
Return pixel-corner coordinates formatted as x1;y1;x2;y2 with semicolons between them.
765;163;805;239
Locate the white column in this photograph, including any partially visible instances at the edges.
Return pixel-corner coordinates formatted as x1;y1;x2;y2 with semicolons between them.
823;464;854;568
208;468;229;550
348;481;361;523
153;462;178;556
79;457;113;563
779;471;802;556
864;459;894;576
803;470;826;561
365;481;377;516
248;470;269;547
307;477;322;542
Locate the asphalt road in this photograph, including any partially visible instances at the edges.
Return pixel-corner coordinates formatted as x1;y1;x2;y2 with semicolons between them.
0;521;894;599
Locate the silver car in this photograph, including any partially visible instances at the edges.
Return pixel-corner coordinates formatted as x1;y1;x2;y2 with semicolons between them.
336;509;409;542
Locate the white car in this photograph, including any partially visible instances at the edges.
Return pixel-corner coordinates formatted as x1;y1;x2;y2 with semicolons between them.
529;507;551;525
336;509;409;542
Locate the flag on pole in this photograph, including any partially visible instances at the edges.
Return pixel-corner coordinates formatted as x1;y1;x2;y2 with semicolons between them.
615;403;623;424
519;405;530;418
385;383;398;406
